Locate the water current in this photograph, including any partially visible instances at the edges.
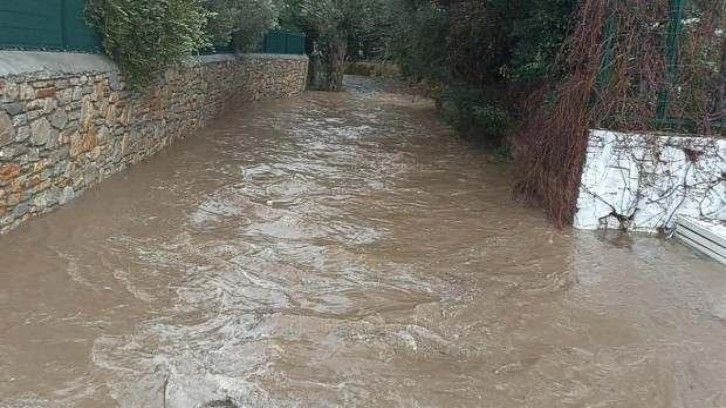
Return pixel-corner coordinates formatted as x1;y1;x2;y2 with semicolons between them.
1;77;725;407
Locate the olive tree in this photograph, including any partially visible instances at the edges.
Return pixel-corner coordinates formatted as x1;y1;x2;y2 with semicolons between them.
204;0;279;51
297;0;382;91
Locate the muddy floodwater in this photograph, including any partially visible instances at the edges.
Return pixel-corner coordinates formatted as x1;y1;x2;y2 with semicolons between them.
1;77;726;407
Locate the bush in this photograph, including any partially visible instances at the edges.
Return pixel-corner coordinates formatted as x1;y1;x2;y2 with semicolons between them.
382;0;572;148
87;0;209;88
439;86;512;145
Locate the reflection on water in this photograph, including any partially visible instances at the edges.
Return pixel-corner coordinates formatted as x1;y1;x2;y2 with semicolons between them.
1;77;725;407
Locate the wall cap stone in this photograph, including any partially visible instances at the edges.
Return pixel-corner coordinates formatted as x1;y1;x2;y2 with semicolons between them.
195;53;309;64
0;51;308;79
0;51;116;77
193;54;238;64
240;53;309;61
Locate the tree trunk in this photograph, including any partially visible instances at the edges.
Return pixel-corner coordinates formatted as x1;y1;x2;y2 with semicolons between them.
319;38;347;92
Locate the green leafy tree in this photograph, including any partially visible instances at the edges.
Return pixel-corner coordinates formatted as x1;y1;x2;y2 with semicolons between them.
384;0;449;82
204;0;279;51
382;0;576;145
295;0;383;90
446;0;576;86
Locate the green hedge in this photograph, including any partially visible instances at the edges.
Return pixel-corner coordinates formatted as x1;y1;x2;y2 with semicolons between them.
86;0;209;88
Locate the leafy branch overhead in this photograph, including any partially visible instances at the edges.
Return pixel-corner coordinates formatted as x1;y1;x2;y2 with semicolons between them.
86;0;280;88
205;0;279;51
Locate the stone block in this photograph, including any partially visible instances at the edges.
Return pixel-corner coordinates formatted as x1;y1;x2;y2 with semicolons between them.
55;78;70;89
0;163;21;180
69;126;98;158
1;82;19;101
0;111;14;146
2;102;23;116
15;126;30;143
72;86;83;101
80;97;94;130
42;98;57;115
12;113;28;127
57;88;74;105
0;145;27;161
30;118;52;146
51;110;69;130
12;201;29;218
35;87;57;99
19;84;35;100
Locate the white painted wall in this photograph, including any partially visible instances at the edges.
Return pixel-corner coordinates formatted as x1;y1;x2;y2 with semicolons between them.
574;129;726;232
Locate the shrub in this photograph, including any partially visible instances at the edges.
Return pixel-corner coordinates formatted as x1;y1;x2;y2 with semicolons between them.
87;0;209;88
439;85;512;145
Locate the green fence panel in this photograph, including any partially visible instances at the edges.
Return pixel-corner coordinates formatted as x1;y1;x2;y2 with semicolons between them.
288;33;305;54
267;32;283;53
0;0;63;49
0;0;101;52
62;0;102;51
257;31;305;55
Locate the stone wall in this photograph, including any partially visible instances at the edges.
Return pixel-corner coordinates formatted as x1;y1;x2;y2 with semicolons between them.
0;52;308;233
573;129;726;232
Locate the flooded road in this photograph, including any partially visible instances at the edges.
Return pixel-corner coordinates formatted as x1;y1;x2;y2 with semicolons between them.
2;77;726;407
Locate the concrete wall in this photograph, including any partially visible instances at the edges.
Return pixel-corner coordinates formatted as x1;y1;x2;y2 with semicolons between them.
574;129;726;232
0;51;308;233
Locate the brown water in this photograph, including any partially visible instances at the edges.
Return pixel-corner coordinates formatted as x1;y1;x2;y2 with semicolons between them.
1;77;726;408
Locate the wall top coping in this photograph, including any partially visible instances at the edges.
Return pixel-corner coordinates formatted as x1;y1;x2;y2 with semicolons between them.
0;51;308;78
0;51;116;77
239;53;309;61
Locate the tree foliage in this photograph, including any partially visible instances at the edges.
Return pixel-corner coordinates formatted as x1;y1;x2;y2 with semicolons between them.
384;0;449;82
204;0;279;51
283;0;383;90
87;0;281;88
87;0;209;88
382;0;577;145
388;0;577;87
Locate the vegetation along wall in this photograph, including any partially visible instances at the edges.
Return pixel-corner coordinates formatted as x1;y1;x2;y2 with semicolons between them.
0;51;308;233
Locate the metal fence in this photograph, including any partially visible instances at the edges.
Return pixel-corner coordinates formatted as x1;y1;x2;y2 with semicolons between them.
598;0;725;129
0;2;306;56
257;31;306;55
0;0;101;52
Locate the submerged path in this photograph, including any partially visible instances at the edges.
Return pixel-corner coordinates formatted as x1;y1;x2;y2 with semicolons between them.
1;77;726;407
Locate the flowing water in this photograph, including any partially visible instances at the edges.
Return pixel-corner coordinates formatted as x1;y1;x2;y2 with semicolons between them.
1;77;726;407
